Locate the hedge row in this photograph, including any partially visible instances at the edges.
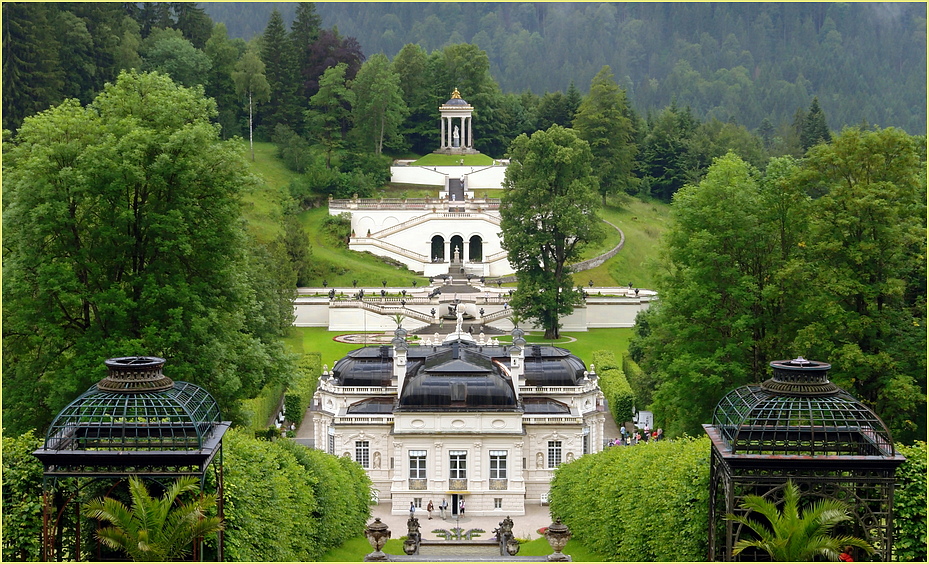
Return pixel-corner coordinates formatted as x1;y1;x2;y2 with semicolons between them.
622;353;653;407
549;436;711;561
894;441;927;562
283;352;322;427
220;429;371;561
240;379;286;435
592;350;636;426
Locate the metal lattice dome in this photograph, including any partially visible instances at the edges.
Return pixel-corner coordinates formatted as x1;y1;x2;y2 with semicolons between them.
711;357;895;457
35;356;228;472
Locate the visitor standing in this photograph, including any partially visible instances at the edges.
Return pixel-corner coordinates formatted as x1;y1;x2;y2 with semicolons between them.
427;500;434;520
409;501;415;517
440;498;448;519
459;498;466;515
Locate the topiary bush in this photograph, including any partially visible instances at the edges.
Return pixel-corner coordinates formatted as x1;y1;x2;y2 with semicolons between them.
894;441;927;561
549;436;710;561
592;350;636;426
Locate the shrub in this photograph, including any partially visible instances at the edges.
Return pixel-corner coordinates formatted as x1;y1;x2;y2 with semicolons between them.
549;436;710;561
1;430;44;561
272;124;313;173
894;441;927;561
592;350;636;426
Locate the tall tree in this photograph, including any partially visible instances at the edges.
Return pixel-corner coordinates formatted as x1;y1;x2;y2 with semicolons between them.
290;2;322;100
350;53;408;154
631;153;802;436
232;44;271;161
638;103;699;201
2;70;292;435
500;125;605;339
800;96;831;150
306;62;354;168
573;65;639;202
391;43;433;154
170;2;213;49
790;127;926;442
258;9;299;132
204;23;245;138
1;2;64;131
84;476;223;562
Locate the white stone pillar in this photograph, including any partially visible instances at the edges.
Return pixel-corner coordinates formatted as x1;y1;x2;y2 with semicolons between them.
440;117;446;149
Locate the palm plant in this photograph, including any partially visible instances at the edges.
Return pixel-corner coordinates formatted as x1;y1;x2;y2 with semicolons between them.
726;480;874;561
83;475;223;562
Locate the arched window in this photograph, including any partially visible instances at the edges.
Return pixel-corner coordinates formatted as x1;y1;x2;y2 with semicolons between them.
469;235;483;262
431;235;445;262
450;235;464;263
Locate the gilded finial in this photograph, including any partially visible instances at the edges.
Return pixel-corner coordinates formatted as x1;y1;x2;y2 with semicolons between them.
451;88;461;99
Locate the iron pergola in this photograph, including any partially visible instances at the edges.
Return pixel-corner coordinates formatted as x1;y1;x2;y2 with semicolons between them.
33;356;230;561
703;358;905;561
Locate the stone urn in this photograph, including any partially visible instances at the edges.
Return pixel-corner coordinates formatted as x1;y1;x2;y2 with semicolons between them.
364;518;391;561
506;537;521;555
544;519;572;561
403;538;418;555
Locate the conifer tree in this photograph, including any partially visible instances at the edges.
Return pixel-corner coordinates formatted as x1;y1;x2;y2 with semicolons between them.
259;9;300;131
800;96;832;150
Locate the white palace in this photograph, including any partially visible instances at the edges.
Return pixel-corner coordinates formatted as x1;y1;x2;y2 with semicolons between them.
311;324;607;517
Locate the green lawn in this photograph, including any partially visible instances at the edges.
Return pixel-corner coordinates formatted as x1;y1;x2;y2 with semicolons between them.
239;141;301;244
412;153;497;166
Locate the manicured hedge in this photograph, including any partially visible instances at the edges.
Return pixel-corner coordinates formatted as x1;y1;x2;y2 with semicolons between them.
220;429;371;561
894;441;927;562
549;436;710;561
240;379;286;435
622;353;653;407
592;350;636;425
283;352;321;427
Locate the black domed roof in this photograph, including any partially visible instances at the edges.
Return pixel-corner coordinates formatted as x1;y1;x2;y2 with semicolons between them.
522;345;587;386
332;346;394;386
443;87;470;107
399;342;517;410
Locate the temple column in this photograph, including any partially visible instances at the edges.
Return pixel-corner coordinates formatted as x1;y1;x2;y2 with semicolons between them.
440;117;446;149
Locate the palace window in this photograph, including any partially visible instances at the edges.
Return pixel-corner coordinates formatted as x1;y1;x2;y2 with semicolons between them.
409;450;427;479
327;427;335;455
489;450;507;479
547;441;562;468
583;427;590;455
449;451;467;479
355;440;370;468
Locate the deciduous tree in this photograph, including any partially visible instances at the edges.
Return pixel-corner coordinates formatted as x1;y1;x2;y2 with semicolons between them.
500;125;604;339
306;62;354;168
233;44;271;161
350;53;408;154
2;71;292;435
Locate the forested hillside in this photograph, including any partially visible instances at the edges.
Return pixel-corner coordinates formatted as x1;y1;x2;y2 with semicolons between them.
200;2;927;134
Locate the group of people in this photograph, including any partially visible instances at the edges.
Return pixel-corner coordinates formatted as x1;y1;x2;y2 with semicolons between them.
410;498;464;519
611;424;663;446
411;498;463;520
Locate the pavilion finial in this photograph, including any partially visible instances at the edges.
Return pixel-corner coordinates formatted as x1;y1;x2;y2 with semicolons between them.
451;88;461;99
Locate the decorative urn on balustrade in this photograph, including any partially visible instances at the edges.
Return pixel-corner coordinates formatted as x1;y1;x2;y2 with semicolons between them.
544;519;572;561
363;518;391;561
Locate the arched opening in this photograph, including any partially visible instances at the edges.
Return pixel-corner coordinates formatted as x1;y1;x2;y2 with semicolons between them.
469;235;483;262
431;236;445;262
450;236;464;263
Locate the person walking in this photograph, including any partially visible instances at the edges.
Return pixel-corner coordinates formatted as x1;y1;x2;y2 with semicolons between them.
409;501;415;517
427;500;434;520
